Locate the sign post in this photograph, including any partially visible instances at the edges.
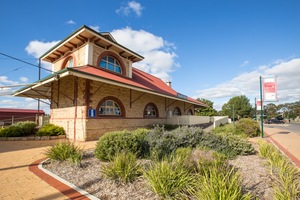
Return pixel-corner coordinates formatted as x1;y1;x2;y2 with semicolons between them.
259;76;278;138
259;76;264;138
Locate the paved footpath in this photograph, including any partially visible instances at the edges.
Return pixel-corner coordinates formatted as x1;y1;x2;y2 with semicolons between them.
264;126;300;168
0;140;96;200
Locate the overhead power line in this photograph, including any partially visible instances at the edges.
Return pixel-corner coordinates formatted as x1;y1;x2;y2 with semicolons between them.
0;52;52;73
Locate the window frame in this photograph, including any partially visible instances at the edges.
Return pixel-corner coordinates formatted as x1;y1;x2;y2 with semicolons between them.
96;96;125;118
61;55;76;69
173;107;182;116
97;51;126;76
144;103;159;118
187;109;193;115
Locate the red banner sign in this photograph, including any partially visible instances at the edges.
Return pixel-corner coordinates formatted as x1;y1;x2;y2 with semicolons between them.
263;76;278;102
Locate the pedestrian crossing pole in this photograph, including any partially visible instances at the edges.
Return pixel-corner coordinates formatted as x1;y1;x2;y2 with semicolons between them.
259;76;264;138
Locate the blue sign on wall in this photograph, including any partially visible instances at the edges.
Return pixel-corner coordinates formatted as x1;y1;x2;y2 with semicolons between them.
88;109;96;118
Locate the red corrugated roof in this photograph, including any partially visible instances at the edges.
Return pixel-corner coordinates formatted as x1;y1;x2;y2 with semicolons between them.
71;65;207;107
0;108;45;114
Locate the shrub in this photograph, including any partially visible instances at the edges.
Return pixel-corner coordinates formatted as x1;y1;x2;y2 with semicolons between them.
198;132;255;158
0;121;37;137
258;140;300;199
146;126;205;160
195;160;252;200
95;129;150;161
36;124;65;136
213;124;237;135
235;118;260;137
101;151;142;183
44;141;82;164
143;155;197;199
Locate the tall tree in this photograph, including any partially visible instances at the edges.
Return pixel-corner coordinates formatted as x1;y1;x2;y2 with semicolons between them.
222;95;252;119
195;98;217;116
264;103;278;118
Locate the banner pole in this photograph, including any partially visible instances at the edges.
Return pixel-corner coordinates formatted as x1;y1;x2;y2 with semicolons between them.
260;76;264;138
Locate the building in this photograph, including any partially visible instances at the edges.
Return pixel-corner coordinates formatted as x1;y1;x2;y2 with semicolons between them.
0;108;45;125
14;25;207;141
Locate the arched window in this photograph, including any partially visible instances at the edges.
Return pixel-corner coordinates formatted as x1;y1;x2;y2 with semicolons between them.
173;107;181;116
62;55;75;69
99;55;122;73
144;103;158;118
97;97;125;117
66;57;74;68
187;109;193;115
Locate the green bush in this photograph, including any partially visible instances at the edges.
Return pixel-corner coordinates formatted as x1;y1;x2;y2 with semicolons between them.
198;132;255;158
195;160;252;200
44;141;82;164
95;129;150;161
101;151;142;183
213;123;236;135
258;140;300;199
36;124;65;136
0;121;37;137
143;155;197;199
235;118;260;137
146;126;205;160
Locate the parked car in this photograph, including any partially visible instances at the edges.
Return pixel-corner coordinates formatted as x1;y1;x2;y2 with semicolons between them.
264;119;285;124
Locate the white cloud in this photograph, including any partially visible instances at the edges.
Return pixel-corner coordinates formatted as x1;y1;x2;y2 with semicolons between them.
25;40;59;58
19;77;28;82
90;25;100;32
66;20;76;25
0;76;18;85
116;1;143;17
25;40;60;70
195;58;300;109
240;60;250;67
111;27;178;81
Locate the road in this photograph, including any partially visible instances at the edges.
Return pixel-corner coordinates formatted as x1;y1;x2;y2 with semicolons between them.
264;122;300;134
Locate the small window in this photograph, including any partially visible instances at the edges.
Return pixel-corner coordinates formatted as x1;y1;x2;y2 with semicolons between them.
100;56;122;74
174;107;181;116
62;56;74;69
67;57;74;68
99;99;121;116
144;103;158;118
187;109;193;115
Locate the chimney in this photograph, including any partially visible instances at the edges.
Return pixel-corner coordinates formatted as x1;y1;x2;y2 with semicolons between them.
166;81;172;88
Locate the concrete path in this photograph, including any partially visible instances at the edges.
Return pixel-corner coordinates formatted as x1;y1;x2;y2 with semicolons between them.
264;125;300;168
0;140;97;200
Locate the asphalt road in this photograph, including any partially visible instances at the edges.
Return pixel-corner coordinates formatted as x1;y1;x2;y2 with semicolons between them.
265;122;300;133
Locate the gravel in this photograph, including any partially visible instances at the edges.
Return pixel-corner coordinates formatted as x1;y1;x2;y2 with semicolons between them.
43;142;274;200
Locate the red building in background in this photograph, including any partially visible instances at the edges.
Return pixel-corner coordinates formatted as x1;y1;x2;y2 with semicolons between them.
0;108;45;125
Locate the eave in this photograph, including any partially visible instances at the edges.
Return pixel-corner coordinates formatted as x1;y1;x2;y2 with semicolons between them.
41;25;144;63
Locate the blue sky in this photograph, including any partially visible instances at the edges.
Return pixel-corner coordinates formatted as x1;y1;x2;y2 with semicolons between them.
1;0;300;113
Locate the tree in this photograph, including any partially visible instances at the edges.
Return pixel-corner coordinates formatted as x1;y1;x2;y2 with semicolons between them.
195;98;217;116
221;95;252;119
264;103;278;118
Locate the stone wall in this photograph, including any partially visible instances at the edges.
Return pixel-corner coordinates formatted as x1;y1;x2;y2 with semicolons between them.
50;76;195;141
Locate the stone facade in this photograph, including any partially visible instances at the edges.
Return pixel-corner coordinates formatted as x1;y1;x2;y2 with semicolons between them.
50;75;194;141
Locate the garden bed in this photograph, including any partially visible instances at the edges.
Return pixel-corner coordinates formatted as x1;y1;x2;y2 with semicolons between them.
43;144;273;200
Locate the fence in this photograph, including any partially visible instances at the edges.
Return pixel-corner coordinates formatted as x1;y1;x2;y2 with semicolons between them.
0;115;49;127
166;115;211;126
213;116;229;128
